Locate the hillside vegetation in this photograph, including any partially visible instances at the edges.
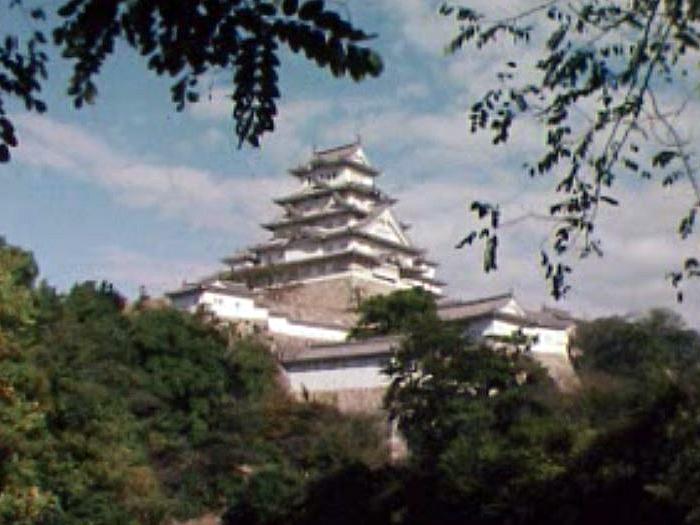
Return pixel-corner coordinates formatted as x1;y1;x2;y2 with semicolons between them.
3;238;700;525
0;238;386;525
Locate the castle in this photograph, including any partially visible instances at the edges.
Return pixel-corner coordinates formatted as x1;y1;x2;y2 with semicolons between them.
167;142;577;411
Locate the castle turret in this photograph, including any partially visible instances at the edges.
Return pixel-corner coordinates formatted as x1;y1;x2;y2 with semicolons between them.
223;141;444;295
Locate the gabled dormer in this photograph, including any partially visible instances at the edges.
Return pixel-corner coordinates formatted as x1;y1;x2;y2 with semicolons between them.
358;209;412;248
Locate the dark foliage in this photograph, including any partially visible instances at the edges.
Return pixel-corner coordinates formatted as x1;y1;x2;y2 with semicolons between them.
0;0;381;162
349;287;438;339
0;239;387;524
261;292;700;525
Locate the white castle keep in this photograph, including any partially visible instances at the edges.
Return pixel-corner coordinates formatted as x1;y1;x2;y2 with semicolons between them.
167;142;578;410
225;141;443;295
168;141;444;341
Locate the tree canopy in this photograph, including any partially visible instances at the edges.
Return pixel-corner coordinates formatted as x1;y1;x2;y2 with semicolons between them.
444;0;700;300
5;237;700;524
0;238;388;525
0;0;382;162
261;300;700;525
349;287;437;339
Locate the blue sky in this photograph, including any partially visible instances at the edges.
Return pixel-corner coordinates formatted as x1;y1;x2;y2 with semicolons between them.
2;1;700;327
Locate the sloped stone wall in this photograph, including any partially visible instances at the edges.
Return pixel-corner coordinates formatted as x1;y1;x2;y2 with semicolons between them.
257;275;398;328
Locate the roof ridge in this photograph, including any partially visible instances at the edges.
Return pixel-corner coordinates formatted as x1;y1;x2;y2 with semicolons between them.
313;140;360;156
438;291;514;308
309;334;401;349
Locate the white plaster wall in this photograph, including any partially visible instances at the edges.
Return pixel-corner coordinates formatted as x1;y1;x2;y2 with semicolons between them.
473;319;569;356
201;291;269;321
372;264;399;283
181;290;348;341
482;319;521;336
422;266;436;279
404;279;441;295
344;194;373;210
364;221;395;242
285;246;324;262
337;168;373;187
286;357;390;392
502;299;526;317
267;315;348;341
523;326;569;355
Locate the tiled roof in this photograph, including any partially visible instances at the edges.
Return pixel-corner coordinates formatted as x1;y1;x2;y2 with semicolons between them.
221;249;259;264
227;249;381;276
280;336;400;364
166;277;255;298
313;142;362;163
438;293;577;329
261;206;367;230
437;293;515;321
289;142;380;177
273;182;392;204
524;308;577;330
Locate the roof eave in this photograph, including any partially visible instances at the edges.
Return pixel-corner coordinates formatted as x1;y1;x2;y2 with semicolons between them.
289;159;380;177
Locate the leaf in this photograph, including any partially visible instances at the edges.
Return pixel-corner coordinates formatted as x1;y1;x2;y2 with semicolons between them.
599;195;619;206
484;235;498;272
455;232;477;249
652;150;678;168
684;257;699;270
57;0;83;18
299;0;324;21
282;0;299;15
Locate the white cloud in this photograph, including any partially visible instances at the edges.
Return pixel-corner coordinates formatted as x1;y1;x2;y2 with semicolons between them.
14;105;700;324
89;246;219;297
376;0;457;56
188;86;232;120
13;113;294;233
376;0;541;56
202;127;227;148
188;92;334;170
393;173;700;324
12;0;700;326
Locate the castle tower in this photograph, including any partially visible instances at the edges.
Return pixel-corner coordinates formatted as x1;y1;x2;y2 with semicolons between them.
223;141;443;298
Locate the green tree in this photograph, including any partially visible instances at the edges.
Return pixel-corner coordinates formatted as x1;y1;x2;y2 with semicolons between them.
231;298;700;525
537;312;700;525
383;314;572;525
349;287;438;339
443;0;700;299
35;281;168;525
0;239;57;525
0;238;392;524
574;308;700;380
1;0;381;162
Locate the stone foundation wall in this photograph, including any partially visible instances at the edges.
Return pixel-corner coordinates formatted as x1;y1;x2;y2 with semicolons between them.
257;275;399;328
294;386;387;413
